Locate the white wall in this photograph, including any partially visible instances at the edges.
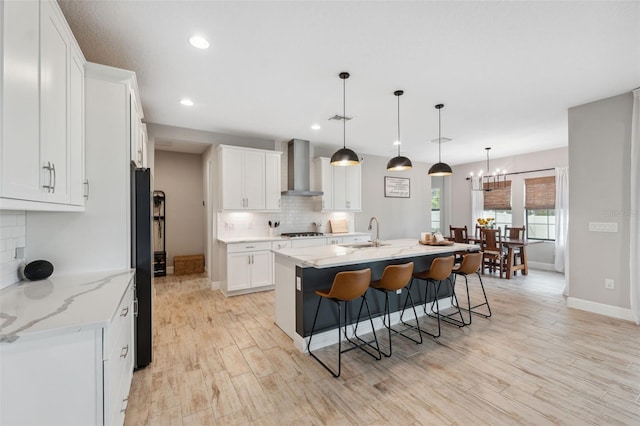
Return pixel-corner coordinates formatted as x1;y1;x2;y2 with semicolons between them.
154;151;205;270
311;146;432;240
568;92;633;314
0;211;26;288
449;147;568;266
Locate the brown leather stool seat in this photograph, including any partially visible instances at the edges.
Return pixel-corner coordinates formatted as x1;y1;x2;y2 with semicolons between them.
410;255;464;338
452;252;492;325
369;262;422;356
307;268;381;377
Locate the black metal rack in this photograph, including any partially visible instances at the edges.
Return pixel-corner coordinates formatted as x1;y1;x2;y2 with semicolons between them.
153;190;166;277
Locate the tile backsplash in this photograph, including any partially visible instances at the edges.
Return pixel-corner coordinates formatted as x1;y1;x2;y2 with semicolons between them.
217;196;355;239
0;210;26;289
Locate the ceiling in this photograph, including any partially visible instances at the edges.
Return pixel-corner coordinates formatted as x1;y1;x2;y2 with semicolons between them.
58;0;640;165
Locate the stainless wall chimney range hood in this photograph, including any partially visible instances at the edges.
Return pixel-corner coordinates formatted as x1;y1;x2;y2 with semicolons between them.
281;139;323;196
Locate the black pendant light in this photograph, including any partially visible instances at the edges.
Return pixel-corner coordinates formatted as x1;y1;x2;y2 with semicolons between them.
386;90;413;171
428;103;453;176
330;72;360;166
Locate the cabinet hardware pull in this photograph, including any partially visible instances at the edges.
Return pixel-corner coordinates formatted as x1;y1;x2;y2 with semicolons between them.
120;397;128;413
120;306;129;317
84;180;89;199
120;345;129;358
50;163;56;193
42;162;53;192
246;245;255;249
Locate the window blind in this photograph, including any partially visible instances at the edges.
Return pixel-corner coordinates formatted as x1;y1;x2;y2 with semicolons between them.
483;180;512;210
525;176;556;209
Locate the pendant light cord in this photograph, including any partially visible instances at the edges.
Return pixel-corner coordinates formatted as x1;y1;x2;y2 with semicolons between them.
397;94;401;156
343;76;346;149
438;106;442;162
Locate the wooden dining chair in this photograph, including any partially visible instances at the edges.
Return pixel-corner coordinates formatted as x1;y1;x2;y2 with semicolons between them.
480;228;505;278
449;225;469;264
449;225;469;243
504;225;526;274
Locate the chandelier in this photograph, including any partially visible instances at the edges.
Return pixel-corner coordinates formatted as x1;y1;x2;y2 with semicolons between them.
467;147;507;192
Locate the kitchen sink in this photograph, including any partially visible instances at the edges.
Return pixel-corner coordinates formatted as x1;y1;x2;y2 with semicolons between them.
339;242;391;248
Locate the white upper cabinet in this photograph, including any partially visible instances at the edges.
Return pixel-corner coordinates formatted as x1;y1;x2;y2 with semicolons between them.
264;152;281;210
313;157;361;211
0;0;86;211
217;145;281;211
130;93;145;168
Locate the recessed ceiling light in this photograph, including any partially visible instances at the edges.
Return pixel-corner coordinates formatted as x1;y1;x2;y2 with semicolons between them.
311;124;321;130
180;98;194;106
189;36;210;49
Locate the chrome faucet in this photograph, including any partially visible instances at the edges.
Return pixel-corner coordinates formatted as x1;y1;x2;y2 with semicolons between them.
368;216;381;247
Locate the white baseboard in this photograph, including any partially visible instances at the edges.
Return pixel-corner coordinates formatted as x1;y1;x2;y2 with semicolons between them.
211;280;221;290
294;298;455;352
527;261;555;271
566;297;635;322
167;266;174;275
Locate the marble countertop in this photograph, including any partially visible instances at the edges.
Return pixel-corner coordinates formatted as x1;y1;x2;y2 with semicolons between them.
272;238;479;268
218;232;370;244
0;269;135;344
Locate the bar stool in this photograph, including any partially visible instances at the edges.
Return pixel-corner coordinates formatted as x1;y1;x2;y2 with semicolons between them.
408;255;463;338
369;262;422;357
452;252;492;325
307;268;381;378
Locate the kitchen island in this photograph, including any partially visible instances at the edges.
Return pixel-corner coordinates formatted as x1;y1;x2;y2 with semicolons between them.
272;239;478;352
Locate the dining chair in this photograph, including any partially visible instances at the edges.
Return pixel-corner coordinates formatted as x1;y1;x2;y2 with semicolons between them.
504;225;526;275
449;225;469;243
480;228;505;278
449;225;469;263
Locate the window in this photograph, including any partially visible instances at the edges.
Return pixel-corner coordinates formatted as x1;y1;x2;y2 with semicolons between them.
525;176;556;240
527;209;555;240
431;187;441;233
480;180;512;233
481;209;512;231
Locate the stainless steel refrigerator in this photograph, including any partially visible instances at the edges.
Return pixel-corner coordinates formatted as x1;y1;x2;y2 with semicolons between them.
131;166;153;369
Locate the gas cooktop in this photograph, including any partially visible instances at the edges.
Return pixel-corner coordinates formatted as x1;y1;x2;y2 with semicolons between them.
280;232;324;238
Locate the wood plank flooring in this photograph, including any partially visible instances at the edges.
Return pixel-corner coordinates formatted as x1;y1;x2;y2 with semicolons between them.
124;270;640;425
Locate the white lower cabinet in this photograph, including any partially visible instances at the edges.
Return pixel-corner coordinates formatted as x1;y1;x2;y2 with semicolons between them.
0;277;134;426
223;241;273;294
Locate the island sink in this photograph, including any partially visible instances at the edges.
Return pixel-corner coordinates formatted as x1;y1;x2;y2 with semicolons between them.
339;242;391;248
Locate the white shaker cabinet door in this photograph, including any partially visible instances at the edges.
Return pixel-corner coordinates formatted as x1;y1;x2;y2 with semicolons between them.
242;150;265;210
40;0;71;204
220;148;245;210
250;251;273;288
1;0;42;201
264;153;281;210
227;253;252;291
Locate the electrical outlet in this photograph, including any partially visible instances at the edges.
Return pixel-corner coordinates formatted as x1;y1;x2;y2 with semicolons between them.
605;278;614;290
296;276;301;291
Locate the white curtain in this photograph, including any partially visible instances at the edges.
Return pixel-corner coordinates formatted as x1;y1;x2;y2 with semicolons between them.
470;176;484;234
630;88;640;325
555;167;569;295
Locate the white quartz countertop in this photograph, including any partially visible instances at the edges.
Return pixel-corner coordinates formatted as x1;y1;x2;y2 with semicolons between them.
0;269;135;344
272;238;479;268
218;232;370;244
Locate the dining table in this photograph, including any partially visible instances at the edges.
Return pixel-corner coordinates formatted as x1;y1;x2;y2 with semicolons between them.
467;236;538;279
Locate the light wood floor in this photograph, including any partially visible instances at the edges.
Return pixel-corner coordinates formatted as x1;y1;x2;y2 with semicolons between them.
124;269;640;425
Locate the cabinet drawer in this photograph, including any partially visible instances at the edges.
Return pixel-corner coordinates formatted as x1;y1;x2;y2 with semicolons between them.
227;241;272;253
271;240;292;250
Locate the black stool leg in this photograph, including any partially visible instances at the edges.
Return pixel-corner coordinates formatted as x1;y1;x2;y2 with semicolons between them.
350;295;382;360
399;282;425;345
307;296;343;378
437;277;465;327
